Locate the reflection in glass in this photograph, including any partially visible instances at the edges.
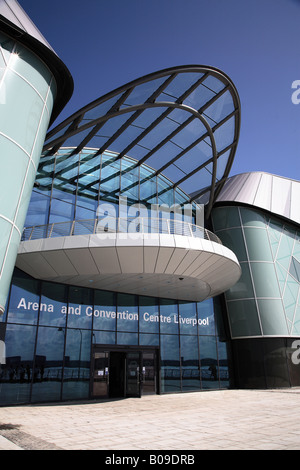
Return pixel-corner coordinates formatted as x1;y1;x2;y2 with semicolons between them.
160;334;180;392
181;335;200;391
0;324;36;404
31;326;65;402
199;336;218;389
62;328;91;401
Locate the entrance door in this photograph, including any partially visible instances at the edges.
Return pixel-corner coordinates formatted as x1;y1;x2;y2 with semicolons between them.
92;351;109;398
91;348;157;399
126;352;142;397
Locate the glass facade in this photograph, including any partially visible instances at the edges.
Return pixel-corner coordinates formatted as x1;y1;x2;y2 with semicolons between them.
211;204;300;389
212;205;300;338
0;268;231;405
25;148;202;230
0;32;57;311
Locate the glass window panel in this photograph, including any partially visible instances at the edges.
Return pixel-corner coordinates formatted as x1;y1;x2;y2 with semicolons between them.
181;335;200;391
251;262;281;298
116;332;138;345
172;119;207;149
31;326;65;403
289;256;300;282
216;149;230;181
178;301;197;335
258;299;288;335
133;107;166;129
7;270;39;325
62;328;91;401
204;90;234;124
212;206;241;231
83;94;123;121
159;299;179;334
225;262;254;300
111;123;145;153
201;75;225;94
215;228;247;262
75;202;98;220
39;282;68;327
240;207;267;228
146;141;184;171
184;82;216;110
197;298;216;335
276;231;295;270
217;340;230;388
116;293;138;332
158;72;204;101
100;155;120;195
160;334;180;392
139;296;159;333
121;160;139;202
139;333;159;346
93;290;116;331
138;116;179;149
175;140;212;174
213;116;235;152
122;76;167;107
226;299;262;337
96;113;133;143
12;43;52;98
244;227;273;262
179;165;212;195
0;69;44;154
49;198;74;224
25;190;50;227
283;274;299;323
92;330;115;345
199;336;219;389
66;286;93;329
0;324;36;405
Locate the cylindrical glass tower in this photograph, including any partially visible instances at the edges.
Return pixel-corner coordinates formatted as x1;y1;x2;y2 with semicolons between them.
0;0;73;313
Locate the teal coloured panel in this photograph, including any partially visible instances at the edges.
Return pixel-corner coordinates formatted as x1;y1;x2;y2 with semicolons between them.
0;33;15;64
216;227;247;262
0;69;44;153
15;161;37;230
244;227;273;262
275;262;288;295
292;305;300;335
251;262;281;298
0;135;29;221
226;299;262;337
0;217;12;271
225;262;254;300
11;43;52;99
258;299;288;335
283;275;299;323
276;231;295;270
240;207;267;228
0;227;20;309
212;206;240;231
31;107;52;168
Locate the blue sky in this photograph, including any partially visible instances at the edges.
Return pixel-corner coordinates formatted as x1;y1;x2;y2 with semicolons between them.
19;0;300;180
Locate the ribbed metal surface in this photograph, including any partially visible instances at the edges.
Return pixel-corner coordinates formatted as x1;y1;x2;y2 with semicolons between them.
215;172;300;225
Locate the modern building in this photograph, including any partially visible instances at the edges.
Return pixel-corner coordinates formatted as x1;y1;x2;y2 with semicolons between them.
0;1;299;406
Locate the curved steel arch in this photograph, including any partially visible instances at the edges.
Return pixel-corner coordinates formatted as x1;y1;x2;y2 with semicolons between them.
43;65;241;216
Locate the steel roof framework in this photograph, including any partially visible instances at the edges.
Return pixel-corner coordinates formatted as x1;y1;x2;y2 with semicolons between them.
43;65;241;217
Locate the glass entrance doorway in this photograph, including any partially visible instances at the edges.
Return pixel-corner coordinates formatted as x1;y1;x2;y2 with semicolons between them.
91;347;158;399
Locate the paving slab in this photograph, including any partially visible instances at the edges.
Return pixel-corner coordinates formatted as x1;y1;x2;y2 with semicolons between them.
0;389;299;450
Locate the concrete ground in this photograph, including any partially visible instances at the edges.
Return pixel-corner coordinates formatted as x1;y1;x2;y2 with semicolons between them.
0;388;299;450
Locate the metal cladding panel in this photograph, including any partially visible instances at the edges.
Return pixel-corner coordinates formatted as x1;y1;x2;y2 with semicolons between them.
216;172;300;226
0;0;55;52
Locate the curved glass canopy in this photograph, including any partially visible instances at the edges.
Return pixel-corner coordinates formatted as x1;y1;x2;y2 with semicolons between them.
43;65;241;216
